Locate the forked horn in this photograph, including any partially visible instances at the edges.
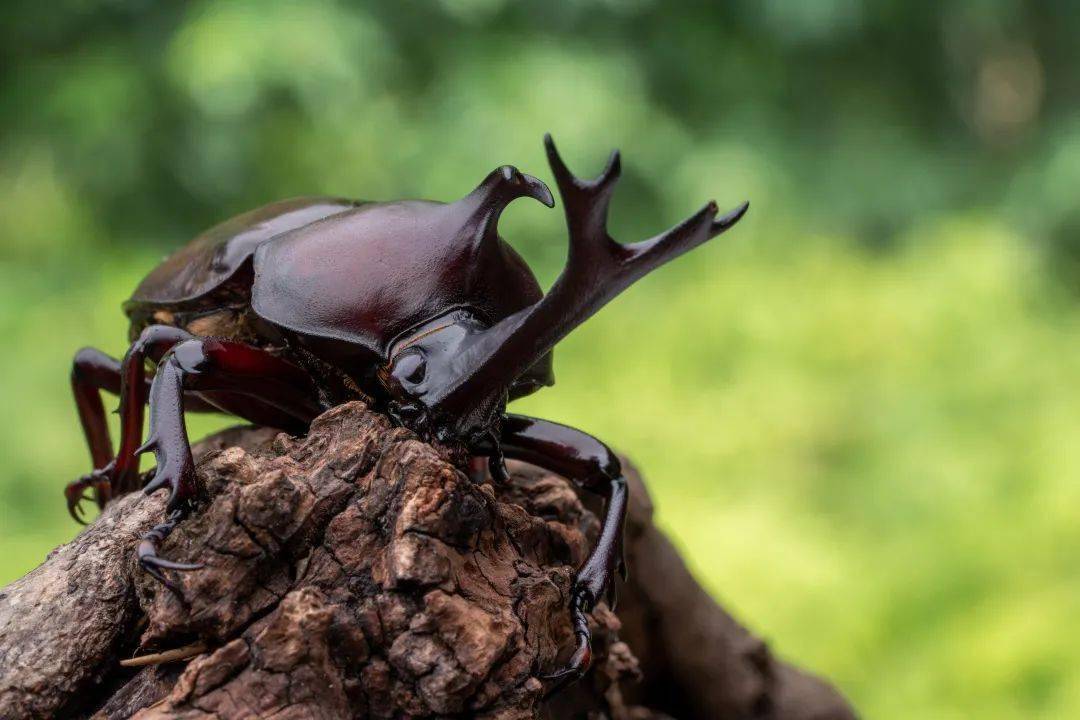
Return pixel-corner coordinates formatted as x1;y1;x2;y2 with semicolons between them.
428;134;749;433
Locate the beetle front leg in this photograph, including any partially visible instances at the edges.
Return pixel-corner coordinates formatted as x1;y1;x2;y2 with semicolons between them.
65;327;196;522
489;413;629;691
110;326;198;495
134;338;322;585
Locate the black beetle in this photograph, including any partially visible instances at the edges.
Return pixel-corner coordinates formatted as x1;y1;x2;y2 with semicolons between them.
66;135;747;685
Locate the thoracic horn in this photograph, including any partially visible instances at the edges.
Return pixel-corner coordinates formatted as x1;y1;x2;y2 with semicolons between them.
456;165;554;252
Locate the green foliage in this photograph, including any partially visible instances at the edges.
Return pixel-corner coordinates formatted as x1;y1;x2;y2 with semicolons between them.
2;2;1079;717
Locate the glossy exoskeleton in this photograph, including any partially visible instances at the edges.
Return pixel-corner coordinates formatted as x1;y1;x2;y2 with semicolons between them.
67;135;747;687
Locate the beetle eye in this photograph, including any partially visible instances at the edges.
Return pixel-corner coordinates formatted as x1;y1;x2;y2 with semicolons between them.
393;351;427;386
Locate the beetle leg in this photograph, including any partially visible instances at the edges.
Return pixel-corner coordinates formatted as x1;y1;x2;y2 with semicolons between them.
484;428;511;485
110;326;199;496
67;347;124;522
71;348;122;470
133;338;321;585
485;413;628;692
65;327;200;522
137;509;201;589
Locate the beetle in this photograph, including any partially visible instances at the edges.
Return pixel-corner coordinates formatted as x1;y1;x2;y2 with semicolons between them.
65;134;747;686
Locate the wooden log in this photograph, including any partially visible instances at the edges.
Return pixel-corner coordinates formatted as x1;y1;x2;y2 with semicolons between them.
0;402;856;719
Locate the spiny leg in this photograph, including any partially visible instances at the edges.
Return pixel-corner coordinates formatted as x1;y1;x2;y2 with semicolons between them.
65;327;196;521
110;326;198;495
135;337;322;584
66;332;299;525
71;347;122;468
67;343;208;518
67;348;123;520
488;413;628;691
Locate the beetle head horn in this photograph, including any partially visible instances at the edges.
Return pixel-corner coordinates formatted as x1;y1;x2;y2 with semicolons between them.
424;134;749;439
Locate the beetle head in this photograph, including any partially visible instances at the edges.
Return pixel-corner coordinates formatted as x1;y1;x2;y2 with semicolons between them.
374;165;554;441
380;309;485;437
380;135;747;445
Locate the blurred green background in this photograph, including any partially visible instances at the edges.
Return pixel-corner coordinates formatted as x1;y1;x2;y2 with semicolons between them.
2;1;1079;717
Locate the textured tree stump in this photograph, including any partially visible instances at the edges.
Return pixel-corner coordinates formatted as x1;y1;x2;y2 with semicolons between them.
0;402;856;719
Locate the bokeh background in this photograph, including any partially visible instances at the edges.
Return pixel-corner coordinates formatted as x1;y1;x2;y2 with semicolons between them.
2;2;1079;717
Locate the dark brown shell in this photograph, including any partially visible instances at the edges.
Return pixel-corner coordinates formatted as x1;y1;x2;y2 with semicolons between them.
251;198;554;389
125;197;360;311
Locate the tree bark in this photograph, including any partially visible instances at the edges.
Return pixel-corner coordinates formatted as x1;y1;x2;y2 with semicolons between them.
0;402;856;720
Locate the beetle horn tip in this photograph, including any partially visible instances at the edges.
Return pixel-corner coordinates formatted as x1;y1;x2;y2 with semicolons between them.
533;178;555;208
712;201;749;234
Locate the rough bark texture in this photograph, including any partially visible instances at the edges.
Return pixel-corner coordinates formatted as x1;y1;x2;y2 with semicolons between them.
0;402;857;720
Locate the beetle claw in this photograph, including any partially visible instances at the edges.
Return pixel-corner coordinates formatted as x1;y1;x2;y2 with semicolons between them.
542;539;626;692
138;553;174;588
65;492;88;525
64;481;90;524
541;591;593;696
138;541;202;572
64;466;114;524
137;509;202;592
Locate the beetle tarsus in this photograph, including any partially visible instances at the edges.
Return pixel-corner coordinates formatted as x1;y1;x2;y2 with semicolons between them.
541;591;594;695
64;482;91;525
64;466;114;523
134;427;199;587
137;509;202;590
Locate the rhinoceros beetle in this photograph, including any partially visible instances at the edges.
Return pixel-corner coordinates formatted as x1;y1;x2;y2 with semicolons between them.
66;134;747;686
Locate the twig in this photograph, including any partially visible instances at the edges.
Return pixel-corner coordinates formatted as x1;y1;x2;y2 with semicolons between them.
120;642;207;667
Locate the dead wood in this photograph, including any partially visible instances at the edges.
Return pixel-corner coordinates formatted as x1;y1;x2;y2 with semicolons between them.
0;402;856;719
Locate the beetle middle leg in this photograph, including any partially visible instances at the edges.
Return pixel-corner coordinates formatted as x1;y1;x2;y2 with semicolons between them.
134;338;322;584
483;413;629;692
67;347;125;517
